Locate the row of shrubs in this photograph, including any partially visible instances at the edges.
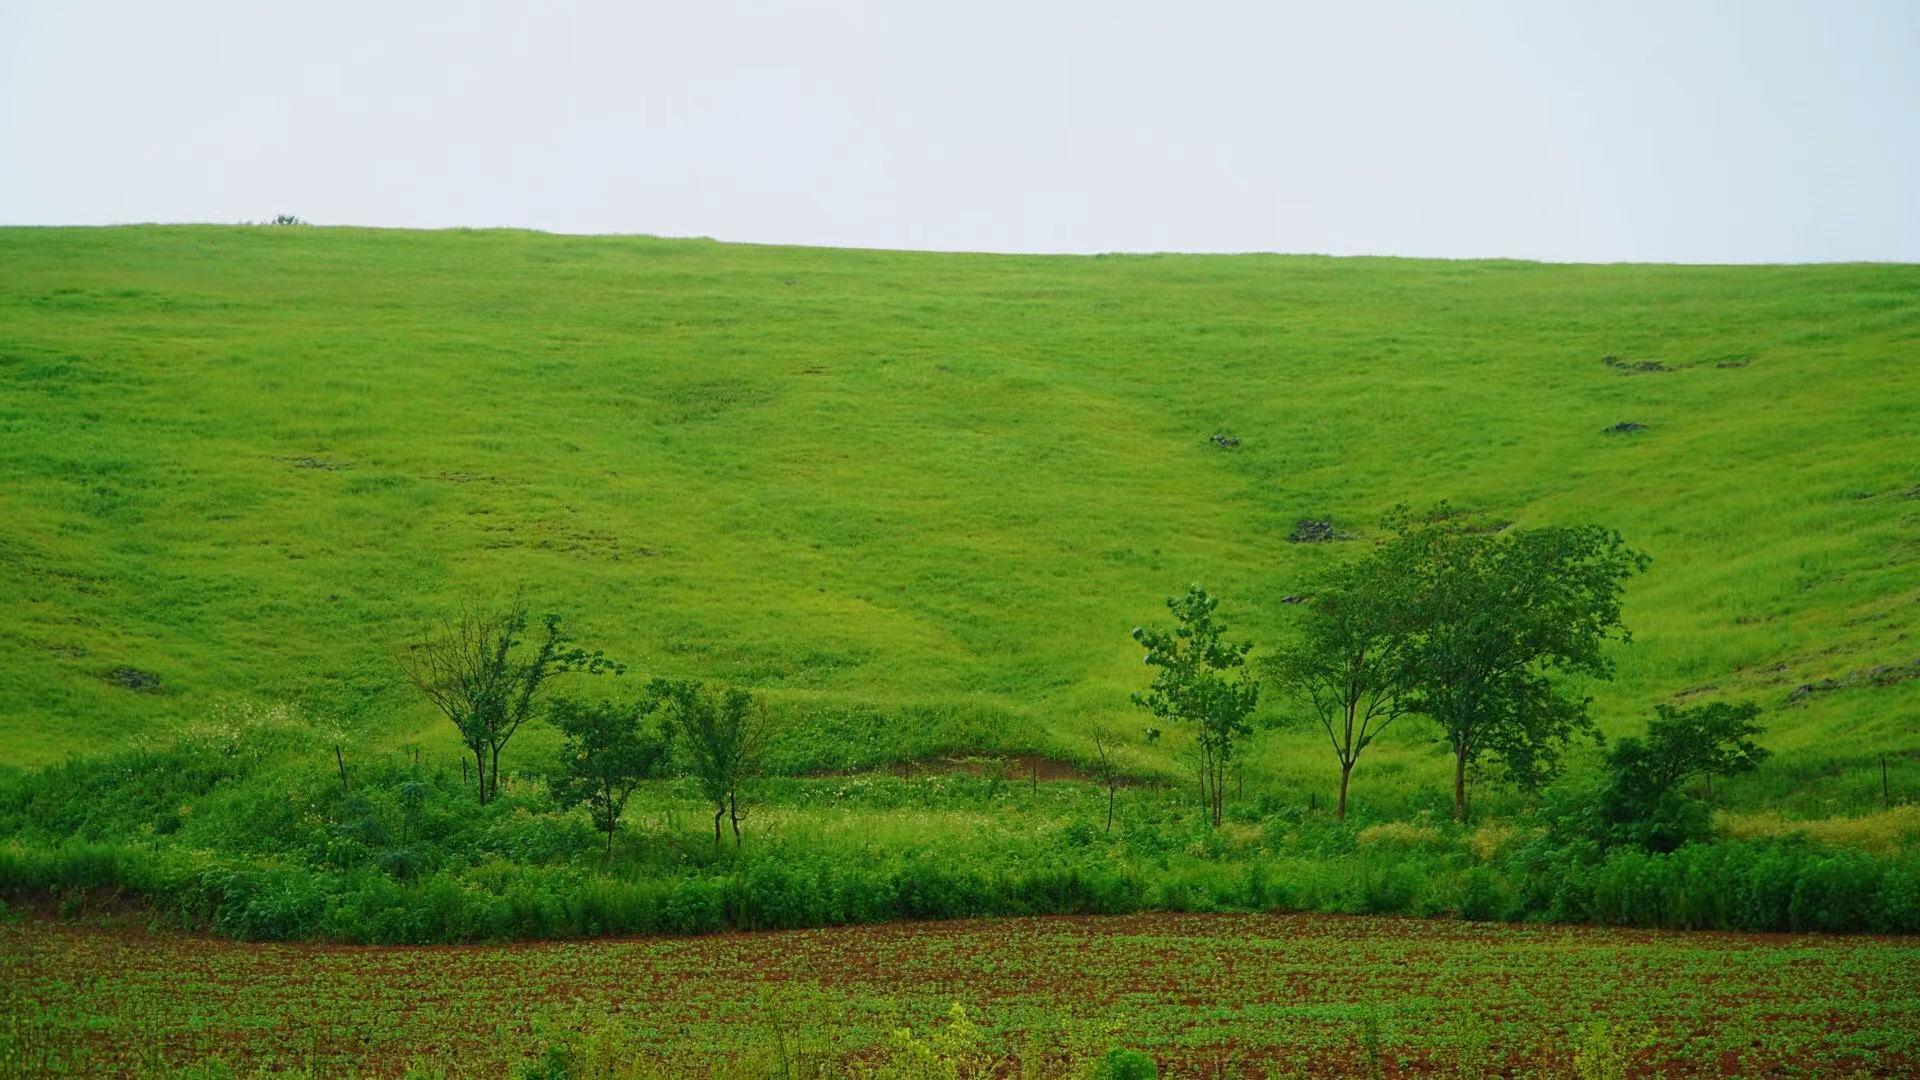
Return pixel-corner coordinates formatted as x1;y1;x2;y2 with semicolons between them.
5;730;1914;942
6;830;1916;943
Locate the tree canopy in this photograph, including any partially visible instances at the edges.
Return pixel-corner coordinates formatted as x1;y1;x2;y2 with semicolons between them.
1265;554;1412;819
1387;506;1649;819
550;694;673;864
1594;700;1769;850
658;680;768;847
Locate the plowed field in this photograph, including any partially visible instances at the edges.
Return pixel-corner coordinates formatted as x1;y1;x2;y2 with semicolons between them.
4;913;1917;1076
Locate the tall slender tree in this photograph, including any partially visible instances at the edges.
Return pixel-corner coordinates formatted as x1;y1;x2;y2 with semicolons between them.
1266;556;1410;820
1090;729;1127;832
1132;585;1260;827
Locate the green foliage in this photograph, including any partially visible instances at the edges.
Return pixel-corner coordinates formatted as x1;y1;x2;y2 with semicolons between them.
1091;1047;1157;1080
1131;586;1259;826
1386;506;1649;818
660;681;769;847
550;694;673;863
1617;701;1770;794
1265;552;1411;820
1590;700;1769;851
1569;1021;1639;1080
2;736;1913;942
868;1002;995;1080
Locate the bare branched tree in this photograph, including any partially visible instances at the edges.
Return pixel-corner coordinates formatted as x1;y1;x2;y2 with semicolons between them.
397;596;618;804
1090;730;1126;832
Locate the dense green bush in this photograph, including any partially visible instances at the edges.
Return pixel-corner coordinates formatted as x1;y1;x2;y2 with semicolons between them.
6;827;1915;942
1509;836;1920;933
3;742;1915;943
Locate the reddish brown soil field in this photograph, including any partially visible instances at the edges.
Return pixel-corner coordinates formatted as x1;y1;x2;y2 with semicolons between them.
4;912;1917;1076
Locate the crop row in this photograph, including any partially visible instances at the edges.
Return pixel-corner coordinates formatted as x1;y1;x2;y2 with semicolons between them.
4;912;1917;1077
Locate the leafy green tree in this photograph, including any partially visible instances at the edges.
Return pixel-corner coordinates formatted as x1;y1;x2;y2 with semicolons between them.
397;597;619;804
1265;556;1411;820
1131;585;1259;826
550;695;673;865
1390;506;1648;820
1595;700;1768;850
659;680;767;847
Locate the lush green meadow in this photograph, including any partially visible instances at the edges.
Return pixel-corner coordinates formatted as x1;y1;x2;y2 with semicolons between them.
6;912;1917;1078
3;226;1918;813
4;226;1920;1078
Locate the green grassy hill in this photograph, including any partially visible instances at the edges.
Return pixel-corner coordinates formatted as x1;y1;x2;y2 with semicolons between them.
3;226;1916;808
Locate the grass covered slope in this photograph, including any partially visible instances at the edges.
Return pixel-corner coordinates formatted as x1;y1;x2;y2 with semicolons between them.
2;226;1917;803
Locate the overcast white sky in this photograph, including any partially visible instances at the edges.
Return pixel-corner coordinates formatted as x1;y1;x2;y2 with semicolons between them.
3;1;1916;262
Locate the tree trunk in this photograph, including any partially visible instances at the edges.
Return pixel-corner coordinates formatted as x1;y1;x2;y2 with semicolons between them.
729;789;742;847
1337;760;1353;821
713;805;724;848
473;748;488;805
1105;784;1115;832
1198;741;1217;825
334;744;349;792
601;781;616;867
488;746;502;804
1452;745;1469;822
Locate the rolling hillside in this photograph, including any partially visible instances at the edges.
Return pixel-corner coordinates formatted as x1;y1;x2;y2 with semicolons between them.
3;226;1916;806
